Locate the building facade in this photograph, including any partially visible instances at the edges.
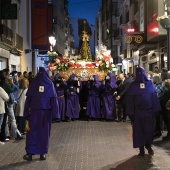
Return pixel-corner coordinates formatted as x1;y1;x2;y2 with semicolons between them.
0;0;32;73
95;0;169;74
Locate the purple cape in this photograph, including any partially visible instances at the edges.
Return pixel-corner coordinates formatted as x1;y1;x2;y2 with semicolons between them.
127;67;156;95
126;67;161;148
54;72;61;80
53;72;67;121
26;67;57;98
86;75;101;118
66;73;79;118
24;67;59;154
101;72;117;120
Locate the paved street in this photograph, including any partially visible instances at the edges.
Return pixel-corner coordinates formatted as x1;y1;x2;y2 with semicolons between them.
0;120;170;170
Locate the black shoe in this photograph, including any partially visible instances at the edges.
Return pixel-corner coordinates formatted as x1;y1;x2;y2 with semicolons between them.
138;152;145;157
117;117;122;122
148;149;154;155
145;146;154;155
154;131;162;138
138;147;145;157
87;116;92;121
122;119;126;122
23;154;32;161
15;135;25;140
40;154;46;160
67;118;72;122
162;135;170;141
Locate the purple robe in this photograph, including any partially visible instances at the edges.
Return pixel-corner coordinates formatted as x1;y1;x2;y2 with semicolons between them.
101;72;118;120
86;75;101;118
66;74;80;119
53;73;67;121
126;67;161;148
24;67;59;154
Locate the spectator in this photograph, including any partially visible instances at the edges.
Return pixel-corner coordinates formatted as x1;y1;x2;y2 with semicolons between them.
23;71;28;79
116;73;132;122
17;72;23;81
3;72;22;140
126;67;161;156
154;66;159;73
159;79;170;141
15;78;29;134
28;71;35;84
152;75;164;138
161;68;168;81
165;100;170;141
11;71;19;110
0;71;9;145
152;75;164;98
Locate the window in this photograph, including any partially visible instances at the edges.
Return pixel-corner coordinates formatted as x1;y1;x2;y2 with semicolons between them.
11;65;16;72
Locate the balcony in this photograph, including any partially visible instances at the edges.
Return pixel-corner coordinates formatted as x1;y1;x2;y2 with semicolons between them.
14;33;23;52
0;24;13;49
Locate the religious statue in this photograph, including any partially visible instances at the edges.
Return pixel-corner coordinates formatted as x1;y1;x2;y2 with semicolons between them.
78;19;92;61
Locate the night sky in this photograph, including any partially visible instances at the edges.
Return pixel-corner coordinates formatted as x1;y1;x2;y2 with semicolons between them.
68;0;102;25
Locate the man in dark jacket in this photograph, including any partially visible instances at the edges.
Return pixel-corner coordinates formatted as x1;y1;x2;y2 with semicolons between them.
116;73;132;122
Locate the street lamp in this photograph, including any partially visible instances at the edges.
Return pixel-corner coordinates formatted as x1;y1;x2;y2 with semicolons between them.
48;34;56;63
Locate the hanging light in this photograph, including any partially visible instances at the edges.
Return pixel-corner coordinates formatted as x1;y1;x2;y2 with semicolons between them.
49;34;56;51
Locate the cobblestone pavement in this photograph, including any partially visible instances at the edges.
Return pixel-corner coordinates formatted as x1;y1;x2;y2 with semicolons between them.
0;120;170;170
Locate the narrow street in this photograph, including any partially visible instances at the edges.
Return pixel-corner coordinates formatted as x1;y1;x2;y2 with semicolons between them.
0;120;170;170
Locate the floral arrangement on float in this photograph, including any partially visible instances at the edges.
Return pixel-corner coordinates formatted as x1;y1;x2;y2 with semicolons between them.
47;51;58;57
95;44;115;72
47;45;115;72
48;50;70;72
55;57;70;71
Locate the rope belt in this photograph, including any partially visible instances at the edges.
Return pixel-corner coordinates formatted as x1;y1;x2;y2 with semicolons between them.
58;95;64;98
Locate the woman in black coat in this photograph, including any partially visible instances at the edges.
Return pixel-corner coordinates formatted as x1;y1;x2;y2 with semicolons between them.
159;79;170;141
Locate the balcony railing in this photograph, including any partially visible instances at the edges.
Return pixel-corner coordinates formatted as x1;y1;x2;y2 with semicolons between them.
0;24;13;47
14;33;23;51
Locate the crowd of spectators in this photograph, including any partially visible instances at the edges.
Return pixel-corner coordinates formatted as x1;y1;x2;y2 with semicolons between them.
0;69;34;145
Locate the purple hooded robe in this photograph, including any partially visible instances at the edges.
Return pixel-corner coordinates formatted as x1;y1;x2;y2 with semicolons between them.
101;72;118;120
66;74;80;119
24;67;59;154
86;75;101;118
53;73;67;121
126;67;161;148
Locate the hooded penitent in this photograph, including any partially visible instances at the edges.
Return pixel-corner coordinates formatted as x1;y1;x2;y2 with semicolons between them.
86;75;101;118
126;67;161;148
101;72;118;120
53;72;61;81
66;73;80;119
53;72;67;121
26;67;56;99
128;67;156;95
24;67;59;155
